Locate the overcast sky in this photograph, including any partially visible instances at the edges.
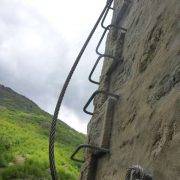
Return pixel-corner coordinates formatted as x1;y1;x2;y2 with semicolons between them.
0;0;113;133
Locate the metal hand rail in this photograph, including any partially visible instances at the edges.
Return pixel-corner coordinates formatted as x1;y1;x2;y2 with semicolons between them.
83;90;119;115
71;144;110;163
49;0;114;179
70;1;119;170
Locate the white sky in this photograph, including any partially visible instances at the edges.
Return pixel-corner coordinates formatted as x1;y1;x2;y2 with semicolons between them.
0;0;113;134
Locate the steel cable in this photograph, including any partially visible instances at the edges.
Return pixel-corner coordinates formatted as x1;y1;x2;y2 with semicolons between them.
49;0;113;179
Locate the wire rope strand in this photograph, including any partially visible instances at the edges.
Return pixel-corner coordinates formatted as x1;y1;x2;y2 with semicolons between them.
49;1;113;179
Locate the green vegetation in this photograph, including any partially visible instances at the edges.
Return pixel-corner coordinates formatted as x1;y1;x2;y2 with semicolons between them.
0;85;85;179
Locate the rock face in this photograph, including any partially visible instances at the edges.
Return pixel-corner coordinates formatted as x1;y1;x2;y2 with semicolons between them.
81;0;180;179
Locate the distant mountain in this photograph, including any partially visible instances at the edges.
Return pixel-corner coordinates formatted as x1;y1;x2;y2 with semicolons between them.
0;84;85;180
0;84;47;115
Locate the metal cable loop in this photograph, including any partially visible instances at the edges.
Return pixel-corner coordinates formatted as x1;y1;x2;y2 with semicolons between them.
125;165;153;180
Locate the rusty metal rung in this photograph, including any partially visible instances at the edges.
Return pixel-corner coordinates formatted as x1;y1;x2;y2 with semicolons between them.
71;144;110;163
83;90;119;115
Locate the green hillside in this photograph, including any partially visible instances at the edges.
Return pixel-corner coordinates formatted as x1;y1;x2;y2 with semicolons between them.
0;84;85;180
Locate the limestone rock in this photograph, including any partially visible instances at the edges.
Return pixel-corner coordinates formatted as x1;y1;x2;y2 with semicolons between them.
81;0;180;179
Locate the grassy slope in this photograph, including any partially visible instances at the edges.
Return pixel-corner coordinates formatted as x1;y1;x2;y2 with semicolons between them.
0;85;85;179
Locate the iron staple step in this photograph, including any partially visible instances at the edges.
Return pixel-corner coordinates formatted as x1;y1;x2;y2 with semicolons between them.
71;144;110;163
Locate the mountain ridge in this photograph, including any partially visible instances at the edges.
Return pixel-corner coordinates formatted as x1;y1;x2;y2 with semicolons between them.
0;84;44;115
0;83;85;179
0;84;83;134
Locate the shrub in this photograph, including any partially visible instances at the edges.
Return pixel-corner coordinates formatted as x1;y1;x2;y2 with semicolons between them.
1;160;50;179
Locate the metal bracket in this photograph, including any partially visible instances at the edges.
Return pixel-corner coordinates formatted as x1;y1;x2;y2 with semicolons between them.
71;144;110;163
83;90;119;115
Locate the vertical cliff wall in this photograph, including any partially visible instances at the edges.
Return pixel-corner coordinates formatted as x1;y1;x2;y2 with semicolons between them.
81;0;180;179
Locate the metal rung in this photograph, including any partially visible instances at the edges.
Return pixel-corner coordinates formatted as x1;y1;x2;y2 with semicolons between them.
71;144;110;163
89;55;116;85
96;24;127;56
88;24;126;85
101;4;115;29
83;90;119;115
